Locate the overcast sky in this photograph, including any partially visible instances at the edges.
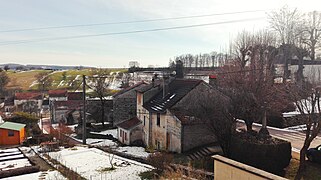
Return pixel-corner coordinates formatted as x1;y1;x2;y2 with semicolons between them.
0;0;320;68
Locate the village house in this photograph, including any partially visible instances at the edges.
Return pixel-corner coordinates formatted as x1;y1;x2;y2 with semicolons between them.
14;92;43;115
0;121;26;145
48;89;68;102
112;81;147;126
3;96;15;113
135;77;218;153
116;117;142;145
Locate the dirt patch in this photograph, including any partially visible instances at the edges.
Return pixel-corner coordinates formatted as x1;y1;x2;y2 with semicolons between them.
28;155;52;171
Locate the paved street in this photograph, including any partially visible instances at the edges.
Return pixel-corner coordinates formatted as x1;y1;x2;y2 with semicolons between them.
237;121;321;151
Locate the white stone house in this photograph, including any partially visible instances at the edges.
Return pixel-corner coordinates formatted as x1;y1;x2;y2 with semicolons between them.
116;117;142;145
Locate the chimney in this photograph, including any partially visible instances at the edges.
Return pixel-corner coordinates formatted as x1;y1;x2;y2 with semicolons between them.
163;74;170;98
209;75;217;86
175;60;184;78
152;73;158;87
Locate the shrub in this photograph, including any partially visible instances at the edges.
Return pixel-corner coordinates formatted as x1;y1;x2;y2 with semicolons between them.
147;152;173;173
229;132;291;174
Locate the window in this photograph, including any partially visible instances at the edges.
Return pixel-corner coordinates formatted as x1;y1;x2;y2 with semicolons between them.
125;132;127;141
155;140;161;149
120;129;122;137
8;130;14;137
143;116;146;126
157;113;160;126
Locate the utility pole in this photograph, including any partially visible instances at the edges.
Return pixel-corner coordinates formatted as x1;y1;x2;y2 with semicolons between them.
82;75;86;145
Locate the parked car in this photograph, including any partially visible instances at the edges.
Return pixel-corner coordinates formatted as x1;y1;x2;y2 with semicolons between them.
307;145;321;163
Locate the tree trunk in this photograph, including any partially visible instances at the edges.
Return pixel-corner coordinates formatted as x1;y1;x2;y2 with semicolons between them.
101;99;105;127
295;146;308;180
245;121;253;132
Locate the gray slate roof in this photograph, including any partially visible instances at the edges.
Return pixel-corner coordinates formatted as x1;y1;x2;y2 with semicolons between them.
143;79;202;113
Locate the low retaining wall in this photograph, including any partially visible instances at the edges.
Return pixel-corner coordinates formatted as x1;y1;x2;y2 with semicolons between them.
213;155;287;180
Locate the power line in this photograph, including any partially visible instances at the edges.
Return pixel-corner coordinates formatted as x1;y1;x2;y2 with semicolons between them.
0;17;264;46
0;10;267;33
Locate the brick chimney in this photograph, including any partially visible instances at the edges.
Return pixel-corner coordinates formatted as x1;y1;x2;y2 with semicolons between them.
209;75;217;86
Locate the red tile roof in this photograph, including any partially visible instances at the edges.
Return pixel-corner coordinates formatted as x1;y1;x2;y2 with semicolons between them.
15;92;43;100
49;89;67;97
116;117;141;130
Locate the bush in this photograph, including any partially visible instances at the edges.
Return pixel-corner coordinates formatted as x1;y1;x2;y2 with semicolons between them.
147;152;173;172
229;132;291;174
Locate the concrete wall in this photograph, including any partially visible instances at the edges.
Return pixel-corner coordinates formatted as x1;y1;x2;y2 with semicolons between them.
166;111;181;152
213;155;287;180
182;122;216;152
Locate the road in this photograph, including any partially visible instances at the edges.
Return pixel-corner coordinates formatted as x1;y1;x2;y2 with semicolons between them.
237;121;321;151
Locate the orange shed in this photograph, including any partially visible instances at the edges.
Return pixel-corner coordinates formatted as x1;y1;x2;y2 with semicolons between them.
0;122;26;145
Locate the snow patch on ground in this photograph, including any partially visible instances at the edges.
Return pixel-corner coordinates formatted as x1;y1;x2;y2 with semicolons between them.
117;146;150;159
86;138;117;147
48;146;152;180
0;154;24;161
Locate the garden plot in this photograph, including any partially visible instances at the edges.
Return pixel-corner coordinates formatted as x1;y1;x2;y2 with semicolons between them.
48;146;152;180
0;148;32;171
0;158;31;171
3;170;66;180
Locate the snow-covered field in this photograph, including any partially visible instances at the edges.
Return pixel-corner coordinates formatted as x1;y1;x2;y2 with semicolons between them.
72;128;151;159
0;158;31;171
0;148;32;171
3;170;66;180
48;146;152;180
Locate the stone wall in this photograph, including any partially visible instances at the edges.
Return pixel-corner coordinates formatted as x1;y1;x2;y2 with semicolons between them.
113;90;137;126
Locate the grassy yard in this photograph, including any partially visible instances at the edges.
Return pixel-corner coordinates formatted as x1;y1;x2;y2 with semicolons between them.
284;159;321;180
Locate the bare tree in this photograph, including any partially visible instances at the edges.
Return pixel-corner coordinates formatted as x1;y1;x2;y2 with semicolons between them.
301;11;321;61
4;65;9;72
287;82;321;180
0;71;9;96
233;30;253;69
220;30;290;134
269;6;303;82
89;69;112;127
36;71;52;91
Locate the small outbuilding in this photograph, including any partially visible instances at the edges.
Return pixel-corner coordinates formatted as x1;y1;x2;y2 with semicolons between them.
116;117;142;145
0;121;26;145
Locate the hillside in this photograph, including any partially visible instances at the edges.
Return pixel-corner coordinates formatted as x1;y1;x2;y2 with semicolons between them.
5;68;127;91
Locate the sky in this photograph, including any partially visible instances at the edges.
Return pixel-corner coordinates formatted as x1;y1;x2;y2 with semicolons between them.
0;0;320;68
